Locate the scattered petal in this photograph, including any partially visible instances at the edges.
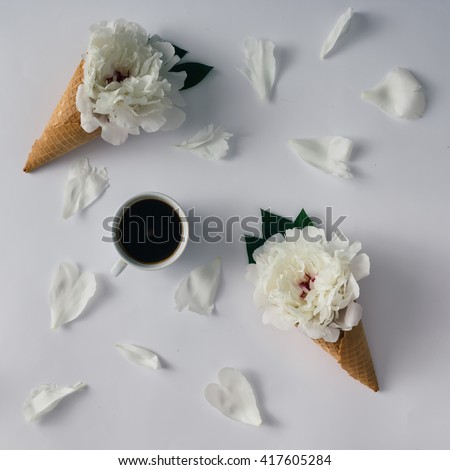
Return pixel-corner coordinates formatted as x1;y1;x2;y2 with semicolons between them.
289;136;353;178
62;157;109;219
175;257;221;315
23;382;86;422
175;124;233;160
115;343;161;370
361;67;426;119
240;38;276;100
320;8;353;59
49;261;96;329
205;368;262;426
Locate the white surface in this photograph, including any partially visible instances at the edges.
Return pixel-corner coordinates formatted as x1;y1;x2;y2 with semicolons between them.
1;0;450;450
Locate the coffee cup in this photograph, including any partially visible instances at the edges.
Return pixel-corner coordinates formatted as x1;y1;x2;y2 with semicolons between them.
110;192;189;276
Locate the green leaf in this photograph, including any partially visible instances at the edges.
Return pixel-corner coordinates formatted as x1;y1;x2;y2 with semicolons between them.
293;209;314;229
261;209;293;239
244;208;315;264
244;236;266;264
170;62;213;90
172;44;188;59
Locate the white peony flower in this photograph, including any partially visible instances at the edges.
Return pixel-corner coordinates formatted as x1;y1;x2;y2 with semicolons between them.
76;19;187;145
246;227;370;342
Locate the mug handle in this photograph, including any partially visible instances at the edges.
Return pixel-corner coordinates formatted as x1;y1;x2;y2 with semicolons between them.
111;259;128;277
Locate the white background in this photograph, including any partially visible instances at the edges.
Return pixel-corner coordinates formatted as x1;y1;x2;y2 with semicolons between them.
1;0;449;450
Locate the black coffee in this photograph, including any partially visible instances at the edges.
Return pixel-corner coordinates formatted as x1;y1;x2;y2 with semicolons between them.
118;198;183;264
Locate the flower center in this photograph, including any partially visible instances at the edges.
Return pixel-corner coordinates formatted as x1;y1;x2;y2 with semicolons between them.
298;274;315;299
105;70;130;84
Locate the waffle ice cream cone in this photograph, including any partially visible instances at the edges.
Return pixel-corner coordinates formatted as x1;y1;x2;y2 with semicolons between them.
23;61;100;173
314;321;379;392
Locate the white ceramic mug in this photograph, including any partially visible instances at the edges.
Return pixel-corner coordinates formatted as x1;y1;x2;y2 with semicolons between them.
110;192;189;277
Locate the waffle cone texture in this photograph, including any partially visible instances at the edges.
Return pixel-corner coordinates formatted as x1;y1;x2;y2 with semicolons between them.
314;321;379;392
23;61;100;173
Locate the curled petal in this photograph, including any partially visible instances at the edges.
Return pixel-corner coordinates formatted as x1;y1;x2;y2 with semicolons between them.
205;368;262;426
289;136;353;178
361;67;426;119
62;157;109;219
240;38;276;100
175;257;221;315
320;8;353;59
175;124;232;160
49;261;96;329
115;343;161;370
23;382;86;422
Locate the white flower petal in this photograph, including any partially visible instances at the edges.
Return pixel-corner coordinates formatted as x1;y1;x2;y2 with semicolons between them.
327;235;351;253
100;121;133;145
80;114;101;134
77;86;101;133
175;124;233;160
160;106;186;131
301;321;329;340
49;262;96;329
148;36;176;65
266;232;287;244
76;85;91;115
115;343;161;370
262;306;293;330
361;67;426;119
335;301;362;330
322;326;341;343
62;157;109;219
320;8;353;59
139;113;167;133
344;301;363;328
351;253;370;281
175;257;221;315
346;273;360;301
289;136;353;178
165;71;188;93
240;38;276;100
204;368;262;426
23;382;86;422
